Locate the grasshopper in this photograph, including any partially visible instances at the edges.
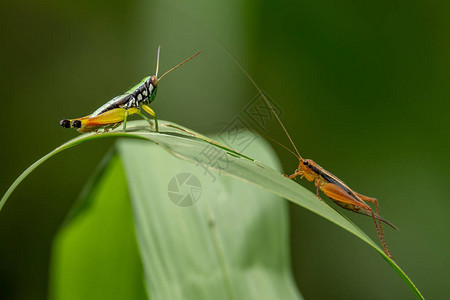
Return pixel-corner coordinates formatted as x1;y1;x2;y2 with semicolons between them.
60;46;202;133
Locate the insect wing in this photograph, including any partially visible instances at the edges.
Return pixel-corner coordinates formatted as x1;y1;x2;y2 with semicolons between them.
90;94;131;117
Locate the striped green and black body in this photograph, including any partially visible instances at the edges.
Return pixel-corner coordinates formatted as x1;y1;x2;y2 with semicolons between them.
91;76;158;118
60;74;160;133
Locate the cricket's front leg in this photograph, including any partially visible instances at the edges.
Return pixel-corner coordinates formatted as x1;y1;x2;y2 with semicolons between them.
285;169;302;179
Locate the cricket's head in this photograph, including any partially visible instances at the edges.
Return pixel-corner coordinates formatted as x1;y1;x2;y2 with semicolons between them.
298;159;316;182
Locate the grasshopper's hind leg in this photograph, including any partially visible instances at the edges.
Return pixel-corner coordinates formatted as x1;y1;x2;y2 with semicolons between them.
142;104;159;132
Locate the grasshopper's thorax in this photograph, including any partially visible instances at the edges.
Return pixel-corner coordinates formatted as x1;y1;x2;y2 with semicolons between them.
135;76;158;104
90;75;158;117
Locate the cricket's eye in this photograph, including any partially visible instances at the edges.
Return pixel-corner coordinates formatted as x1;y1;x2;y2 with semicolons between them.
71;120;82;128
150;75;159;87
303;160;308;166
60;119;71;128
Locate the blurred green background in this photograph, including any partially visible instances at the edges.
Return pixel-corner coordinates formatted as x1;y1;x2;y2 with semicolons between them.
0;0;449;299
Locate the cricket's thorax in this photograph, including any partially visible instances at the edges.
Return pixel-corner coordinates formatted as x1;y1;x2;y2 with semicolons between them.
91;77;157;117
300;159;356;198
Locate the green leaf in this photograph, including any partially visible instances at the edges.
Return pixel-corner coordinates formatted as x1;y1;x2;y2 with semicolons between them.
1;120;423;299
49;154;147;300
116;137;301;299
50;134;301;300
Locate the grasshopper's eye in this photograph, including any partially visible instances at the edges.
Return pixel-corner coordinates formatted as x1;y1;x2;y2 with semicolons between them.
150;75;158;87
303;160;308;166
60;119;71;128
71;120;82;128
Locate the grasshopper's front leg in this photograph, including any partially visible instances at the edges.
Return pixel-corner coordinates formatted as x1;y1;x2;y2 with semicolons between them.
142;104;159;132
136;111;155;130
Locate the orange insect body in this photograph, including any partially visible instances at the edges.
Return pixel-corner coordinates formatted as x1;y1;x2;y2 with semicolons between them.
66;108;139;133
288;154;395;259
292;158;396;224
223;48;397;259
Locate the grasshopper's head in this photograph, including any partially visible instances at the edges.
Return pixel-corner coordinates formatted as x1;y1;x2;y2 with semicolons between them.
150;75;158;87
146;75;158;103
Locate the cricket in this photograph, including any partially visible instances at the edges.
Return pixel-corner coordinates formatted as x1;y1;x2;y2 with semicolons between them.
224;49;397;259
60;46;202;133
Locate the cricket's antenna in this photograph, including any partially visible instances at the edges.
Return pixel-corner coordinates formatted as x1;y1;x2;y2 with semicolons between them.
158;50;203;81
265;135;303;162
252;128;303;162
158;7;302;160
155;45;161;77
217;43;302;161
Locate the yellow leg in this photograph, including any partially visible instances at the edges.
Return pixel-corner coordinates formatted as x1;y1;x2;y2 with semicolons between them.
142;104;158;132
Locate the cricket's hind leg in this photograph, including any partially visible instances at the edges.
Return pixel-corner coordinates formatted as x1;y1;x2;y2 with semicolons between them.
321;182;393;259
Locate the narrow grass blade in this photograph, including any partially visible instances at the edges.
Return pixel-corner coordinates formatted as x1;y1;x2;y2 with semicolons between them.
1;120;423;299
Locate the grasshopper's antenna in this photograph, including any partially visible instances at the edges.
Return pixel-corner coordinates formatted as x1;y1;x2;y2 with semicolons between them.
218;44;303;161
155;8;301;159
155;45;161;77
158;50;203;81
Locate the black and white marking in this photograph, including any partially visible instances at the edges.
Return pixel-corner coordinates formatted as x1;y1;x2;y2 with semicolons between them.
90;77;156;117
